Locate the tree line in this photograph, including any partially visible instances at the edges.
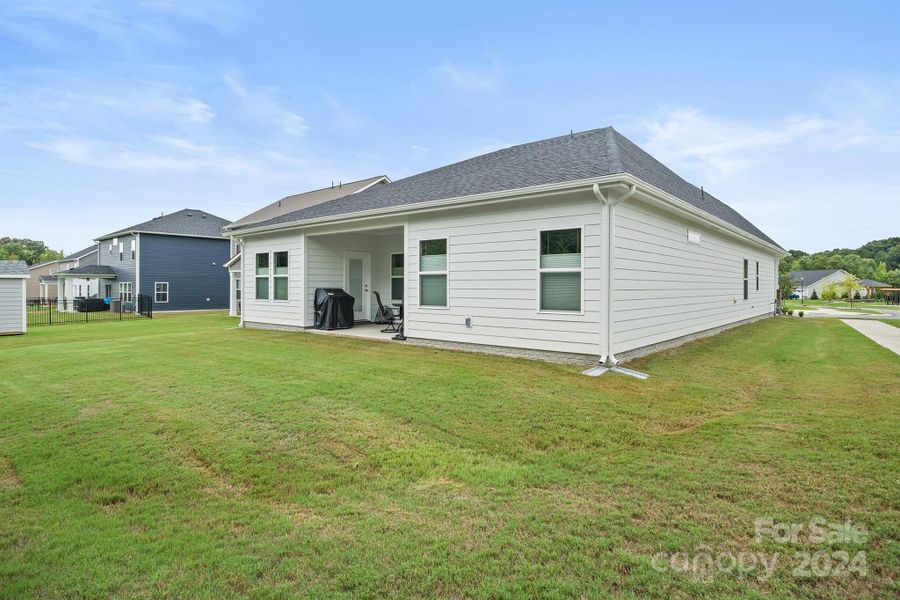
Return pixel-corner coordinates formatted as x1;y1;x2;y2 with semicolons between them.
779;237;900;287
0;238;65;265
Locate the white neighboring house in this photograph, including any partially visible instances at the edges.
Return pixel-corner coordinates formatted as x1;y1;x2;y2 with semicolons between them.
225;127;786;365
224;176;391;317
788;269;858;299
0;260;30;335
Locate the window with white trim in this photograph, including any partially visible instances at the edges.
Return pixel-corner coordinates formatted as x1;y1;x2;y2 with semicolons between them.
419;239;447;307
131;239;136;260
119;282;133;302
273;251;288;300
755;261;759;291
390;253;404;302
155;282;169;303
539;228;582;311
118;242;124;261
255;253;269;300
109;242;113;255
743;259;749;300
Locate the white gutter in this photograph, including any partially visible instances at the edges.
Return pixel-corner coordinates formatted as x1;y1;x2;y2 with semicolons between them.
592;182;636;366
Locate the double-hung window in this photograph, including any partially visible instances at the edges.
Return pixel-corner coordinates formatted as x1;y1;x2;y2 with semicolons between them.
155;282;169;303
273;251;288;300
131;239;136;260
119;282;133;302
743;259;749;300
755;261;759;291
118;242;124;261
391;253;404;302
539;228;582;312
419;239;447;307
255;253;269;300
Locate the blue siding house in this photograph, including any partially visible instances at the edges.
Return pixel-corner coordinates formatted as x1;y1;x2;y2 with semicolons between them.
81;209;231;311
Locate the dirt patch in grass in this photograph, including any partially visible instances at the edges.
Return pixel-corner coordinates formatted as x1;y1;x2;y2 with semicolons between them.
0;456;22;488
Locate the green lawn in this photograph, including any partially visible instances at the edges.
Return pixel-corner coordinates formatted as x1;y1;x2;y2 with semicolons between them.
1;314;897;599
782;299;894;314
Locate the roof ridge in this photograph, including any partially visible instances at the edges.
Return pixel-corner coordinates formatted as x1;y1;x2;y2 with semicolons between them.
606;126;623;173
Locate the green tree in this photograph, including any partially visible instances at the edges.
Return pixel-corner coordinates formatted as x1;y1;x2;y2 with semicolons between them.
0;238;64;265
838;274;864;305
821;282;839;303
778;272;794;299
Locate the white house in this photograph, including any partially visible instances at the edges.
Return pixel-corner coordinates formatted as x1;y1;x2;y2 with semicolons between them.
225;175;390;317
788;269;858;299
225;127;785;366
0;261;30;335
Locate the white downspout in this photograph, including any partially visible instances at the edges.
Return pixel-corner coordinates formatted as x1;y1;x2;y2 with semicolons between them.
592;182;636;367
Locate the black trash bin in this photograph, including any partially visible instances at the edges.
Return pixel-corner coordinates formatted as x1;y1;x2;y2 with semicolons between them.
314;288;355;330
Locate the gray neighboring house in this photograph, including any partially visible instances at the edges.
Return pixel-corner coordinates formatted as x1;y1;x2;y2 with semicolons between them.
32;245;99;299
0;260;30;335
56;209;232;311
224;176;390;317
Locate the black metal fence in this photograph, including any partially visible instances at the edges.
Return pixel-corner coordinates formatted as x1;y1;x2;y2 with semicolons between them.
26;295;152;327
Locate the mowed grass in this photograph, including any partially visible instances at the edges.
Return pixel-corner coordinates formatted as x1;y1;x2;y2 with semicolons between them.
0;313;897;599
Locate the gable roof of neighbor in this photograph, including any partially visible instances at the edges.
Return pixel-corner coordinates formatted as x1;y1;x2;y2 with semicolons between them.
0;260;30;277
96;209;231;241
227;175;390;229
62;245;98;261
858;279;889;287
788;269;846;285
57;264;117;277
230;127;780;248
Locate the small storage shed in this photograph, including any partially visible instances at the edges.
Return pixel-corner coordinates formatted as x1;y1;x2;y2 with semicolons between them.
0;260;30;335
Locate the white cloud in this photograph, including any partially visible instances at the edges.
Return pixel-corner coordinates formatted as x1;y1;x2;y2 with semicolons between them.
624;82;900;251
429;58;505;92
634;106;829;182
223;73;308;135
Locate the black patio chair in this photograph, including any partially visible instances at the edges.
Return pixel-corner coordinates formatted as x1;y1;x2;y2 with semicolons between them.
373;291;401;333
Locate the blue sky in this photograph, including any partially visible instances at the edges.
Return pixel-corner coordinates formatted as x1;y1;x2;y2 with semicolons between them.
1;0;898;254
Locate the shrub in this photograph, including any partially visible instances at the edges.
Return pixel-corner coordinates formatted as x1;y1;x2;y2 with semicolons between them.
798;311;804;318
854;291;861;299
788;309;794;316
810;290;819;300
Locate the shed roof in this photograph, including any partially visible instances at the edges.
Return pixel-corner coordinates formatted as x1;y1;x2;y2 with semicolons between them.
97;209;230;240
858;279;889;287
0;260;30;278
230;127;780;249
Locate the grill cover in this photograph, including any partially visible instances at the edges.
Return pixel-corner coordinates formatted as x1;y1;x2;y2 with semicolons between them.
314;288;355;330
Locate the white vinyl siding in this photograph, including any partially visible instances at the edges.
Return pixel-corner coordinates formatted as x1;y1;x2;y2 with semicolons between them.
304;228;403;325
611;198;777;355
240;231;305;328
405;192;604;356
0;279;26;334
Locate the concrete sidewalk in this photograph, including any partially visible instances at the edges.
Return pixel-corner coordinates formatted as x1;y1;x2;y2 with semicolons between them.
841;320;900;356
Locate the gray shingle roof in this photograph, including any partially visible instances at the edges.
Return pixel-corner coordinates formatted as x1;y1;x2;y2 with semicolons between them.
858;279;889;287
57;265;117;277
231;127;780;248
0;260;30;276
228;175;389;228
788;269;843;285
97;209;230;240
62;245;98;261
